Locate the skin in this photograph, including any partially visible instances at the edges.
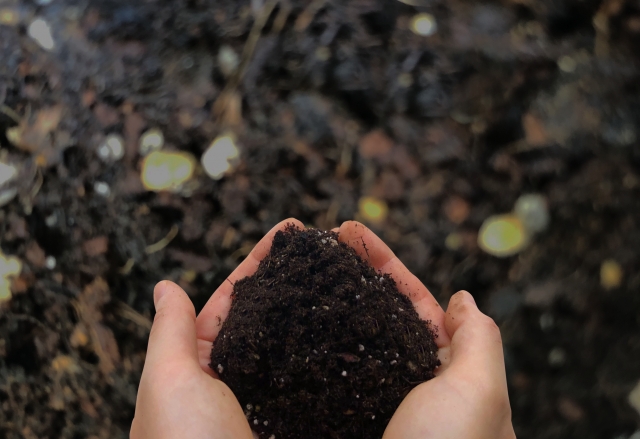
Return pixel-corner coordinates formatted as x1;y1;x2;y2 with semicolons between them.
131;219;517;439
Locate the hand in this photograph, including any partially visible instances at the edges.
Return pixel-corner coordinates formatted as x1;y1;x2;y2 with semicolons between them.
131;218;516;439
337;221;516;439
130;219;304;439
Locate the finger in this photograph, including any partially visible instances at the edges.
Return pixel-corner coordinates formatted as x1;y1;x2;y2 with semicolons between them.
196;218;305;343
337;221;450;347
443;291;506;386
198;339;219;378
145;281;199;373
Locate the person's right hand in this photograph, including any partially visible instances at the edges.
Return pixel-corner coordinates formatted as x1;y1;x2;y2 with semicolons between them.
337;221;516;439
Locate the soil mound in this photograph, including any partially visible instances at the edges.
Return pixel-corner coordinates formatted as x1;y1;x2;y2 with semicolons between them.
210;225;440;439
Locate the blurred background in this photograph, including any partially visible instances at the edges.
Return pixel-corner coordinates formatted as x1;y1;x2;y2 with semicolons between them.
1;0;640;438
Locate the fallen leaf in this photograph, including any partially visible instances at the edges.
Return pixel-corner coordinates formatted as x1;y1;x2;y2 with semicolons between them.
359;129;394;159
83;236;109;257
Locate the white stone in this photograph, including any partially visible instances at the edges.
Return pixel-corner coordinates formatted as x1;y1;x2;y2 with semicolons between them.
45;256;56;269
514;194;549;233
218;45;239;77
201;135;240;180
139;129;164;156
94;181;110;197
28;18;55;51
411;13;437;37
0;162;18;187
106;134;124;160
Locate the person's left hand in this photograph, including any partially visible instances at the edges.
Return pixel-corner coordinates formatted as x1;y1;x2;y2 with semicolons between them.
130;219;304;439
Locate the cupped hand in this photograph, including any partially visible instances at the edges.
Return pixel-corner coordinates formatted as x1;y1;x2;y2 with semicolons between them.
337;221;516;439
131;218;516;439
130;218;304;439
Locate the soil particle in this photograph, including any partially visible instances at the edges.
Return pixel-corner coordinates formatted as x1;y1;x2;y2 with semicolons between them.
210;225;440;439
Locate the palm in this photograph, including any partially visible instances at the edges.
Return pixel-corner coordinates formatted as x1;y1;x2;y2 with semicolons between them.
193;219;453;435
134;219;513;439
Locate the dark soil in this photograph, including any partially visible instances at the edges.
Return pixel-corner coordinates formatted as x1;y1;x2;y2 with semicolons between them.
2;0;640;438
210;226;440;439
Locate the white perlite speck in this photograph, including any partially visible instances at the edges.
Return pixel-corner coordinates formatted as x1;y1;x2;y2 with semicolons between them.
358;344;365;351
45;256;56;270
341;371;347;377
217;364;224;374
94;181;111;197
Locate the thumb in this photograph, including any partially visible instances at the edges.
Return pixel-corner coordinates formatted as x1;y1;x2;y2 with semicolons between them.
442;291;506;387
145;280;199;371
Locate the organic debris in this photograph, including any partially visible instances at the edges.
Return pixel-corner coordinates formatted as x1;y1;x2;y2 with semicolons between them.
358;196;388;225
0;250;22;302
600;259;623;290
140;150;196;192
211;226;439;439
478;214;529;258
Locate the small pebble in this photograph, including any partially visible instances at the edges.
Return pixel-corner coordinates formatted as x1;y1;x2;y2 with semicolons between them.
139;129;164;156
45;213;58;227
45;256;56;270
253;419;259;425
94;181;111;197
28;18;55;51
218;45;239;77
201;134;240;180
557;55;577;73
548;347;566;367
514;194;549;233
98;134;125;161
410;13;437;37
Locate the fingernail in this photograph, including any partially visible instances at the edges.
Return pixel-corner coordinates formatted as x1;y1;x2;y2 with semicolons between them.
154;281;170;309
458;290;476;306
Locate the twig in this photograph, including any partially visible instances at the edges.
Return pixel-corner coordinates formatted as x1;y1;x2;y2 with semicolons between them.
0;104;21;124
145;224;179;254
294;0;326;32
360;237;370;259
115;300;152;331
118;258;135;275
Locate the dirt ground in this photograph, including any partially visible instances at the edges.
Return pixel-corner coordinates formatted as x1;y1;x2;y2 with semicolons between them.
0;0;639;438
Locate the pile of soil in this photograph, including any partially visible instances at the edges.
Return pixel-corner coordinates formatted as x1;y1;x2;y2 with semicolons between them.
210;225;440;439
